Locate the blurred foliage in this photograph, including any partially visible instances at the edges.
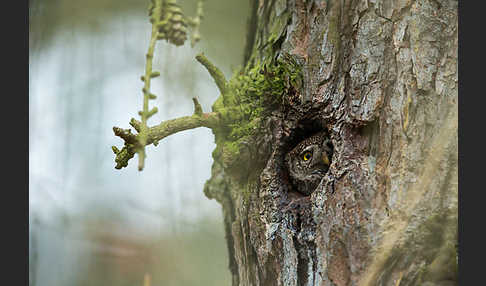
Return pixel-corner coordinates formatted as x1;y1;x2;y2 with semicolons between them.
79;215;230;286
29;0;250;74
29;0;250;285
29;0;144;54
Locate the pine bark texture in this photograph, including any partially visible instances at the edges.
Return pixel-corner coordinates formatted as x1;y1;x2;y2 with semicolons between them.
204;0;458;285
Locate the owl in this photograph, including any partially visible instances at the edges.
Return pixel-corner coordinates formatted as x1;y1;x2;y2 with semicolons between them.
285;131;333;195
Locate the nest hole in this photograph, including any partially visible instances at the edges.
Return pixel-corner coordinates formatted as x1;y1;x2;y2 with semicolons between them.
282;119;334;198
286;119;326;149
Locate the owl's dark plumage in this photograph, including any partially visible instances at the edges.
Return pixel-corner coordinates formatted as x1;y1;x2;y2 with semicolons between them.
285;131;333;195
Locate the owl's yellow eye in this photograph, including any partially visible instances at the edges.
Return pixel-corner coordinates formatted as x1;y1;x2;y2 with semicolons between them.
302;151;312;161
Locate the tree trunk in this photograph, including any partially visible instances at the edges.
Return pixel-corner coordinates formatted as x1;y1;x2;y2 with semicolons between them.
204;0;458;285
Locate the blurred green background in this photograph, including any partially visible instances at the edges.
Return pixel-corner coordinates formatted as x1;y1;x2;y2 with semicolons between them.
29;0;250;285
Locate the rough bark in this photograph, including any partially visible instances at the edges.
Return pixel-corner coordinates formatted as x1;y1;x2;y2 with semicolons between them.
204;0;458;286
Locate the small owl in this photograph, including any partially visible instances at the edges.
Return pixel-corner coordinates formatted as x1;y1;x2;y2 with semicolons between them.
285;131;333;195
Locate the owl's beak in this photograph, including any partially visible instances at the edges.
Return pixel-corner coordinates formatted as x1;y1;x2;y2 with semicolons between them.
322;153;330;166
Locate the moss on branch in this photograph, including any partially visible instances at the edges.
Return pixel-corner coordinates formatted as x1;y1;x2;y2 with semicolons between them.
196;53;228;96
112;97;220;169
148;111;220;144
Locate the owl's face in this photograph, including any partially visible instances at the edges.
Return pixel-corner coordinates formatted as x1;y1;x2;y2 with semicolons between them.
285;132;333;195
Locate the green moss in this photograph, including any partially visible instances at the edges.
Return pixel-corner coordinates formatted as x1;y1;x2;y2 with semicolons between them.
209;55;302;185
227;55;301;134
222;140;241;161
214;55;301;164
241;182;256;205
202;52;303;202
113;144;135;169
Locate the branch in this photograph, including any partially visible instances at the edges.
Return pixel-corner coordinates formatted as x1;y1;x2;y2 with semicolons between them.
112;97;221;169
196;53;228;96
112;55;229;170
148;110;220;145
113;1;214;171
137;0;164;171
111;127;138;169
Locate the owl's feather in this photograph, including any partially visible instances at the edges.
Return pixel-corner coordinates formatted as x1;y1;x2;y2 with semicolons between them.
285;131;333;195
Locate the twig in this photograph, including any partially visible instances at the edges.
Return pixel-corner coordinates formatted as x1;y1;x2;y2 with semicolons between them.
138;0;163;171
195;53;228;97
